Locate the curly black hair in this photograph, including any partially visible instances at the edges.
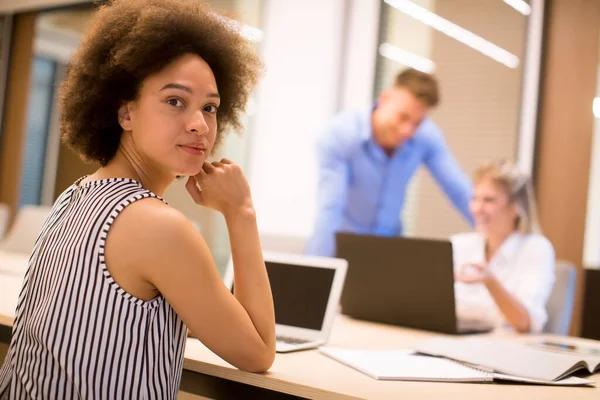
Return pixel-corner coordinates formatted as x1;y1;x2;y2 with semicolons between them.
59;0;262;166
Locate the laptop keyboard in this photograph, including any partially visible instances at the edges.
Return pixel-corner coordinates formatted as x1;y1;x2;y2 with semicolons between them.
276;336;310;345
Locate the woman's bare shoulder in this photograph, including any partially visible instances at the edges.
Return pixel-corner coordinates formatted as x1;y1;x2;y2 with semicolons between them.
107;197;202;255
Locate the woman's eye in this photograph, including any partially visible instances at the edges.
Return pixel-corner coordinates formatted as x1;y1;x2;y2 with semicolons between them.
167;98;184;107
204;105;218;113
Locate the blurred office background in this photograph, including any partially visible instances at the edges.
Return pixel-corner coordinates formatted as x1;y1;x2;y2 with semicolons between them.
0;0;598;336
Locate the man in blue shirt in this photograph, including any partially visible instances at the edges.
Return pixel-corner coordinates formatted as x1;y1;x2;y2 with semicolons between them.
305;68;474;257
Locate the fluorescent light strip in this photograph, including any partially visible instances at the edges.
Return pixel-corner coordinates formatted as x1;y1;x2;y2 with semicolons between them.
378;42;436;73
384;0;519;69
593;97;600;119
503;0;532;16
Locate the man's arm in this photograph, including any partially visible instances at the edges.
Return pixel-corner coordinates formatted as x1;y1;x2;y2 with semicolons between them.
305;128;350;257
423;123;474;225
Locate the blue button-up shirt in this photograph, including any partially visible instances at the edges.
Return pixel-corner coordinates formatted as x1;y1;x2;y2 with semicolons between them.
305;107;474;257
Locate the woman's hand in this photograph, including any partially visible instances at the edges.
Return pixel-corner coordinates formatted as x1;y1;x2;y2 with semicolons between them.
455;263;492;284
185;159;254;217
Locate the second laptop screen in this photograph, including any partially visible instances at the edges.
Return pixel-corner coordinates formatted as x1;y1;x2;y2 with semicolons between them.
267;261;335;331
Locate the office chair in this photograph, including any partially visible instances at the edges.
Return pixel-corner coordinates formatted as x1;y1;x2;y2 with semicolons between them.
544;260;577;335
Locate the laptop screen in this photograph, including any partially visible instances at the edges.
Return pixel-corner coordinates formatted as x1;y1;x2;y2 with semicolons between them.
228;258;340;331
267;261;336;331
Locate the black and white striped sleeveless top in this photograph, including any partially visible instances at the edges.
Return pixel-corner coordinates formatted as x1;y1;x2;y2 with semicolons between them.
0;177;187;399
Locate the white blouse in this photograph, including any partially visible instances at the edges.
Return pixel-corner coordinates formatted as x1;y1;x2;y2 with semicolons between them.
451;232;556;333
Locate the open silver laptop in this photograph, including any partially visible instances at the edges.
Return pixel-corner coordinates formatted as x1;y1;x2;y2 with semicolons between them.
223;252;348;353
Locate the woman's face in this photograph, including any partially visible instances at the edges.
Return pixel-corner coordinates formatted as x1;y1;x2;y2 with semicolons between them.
119;53;219;177
470;178;519;237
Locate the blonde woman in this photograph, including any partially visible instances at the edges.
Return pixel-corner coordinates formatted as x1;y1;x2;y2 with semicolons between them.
452;161;555;333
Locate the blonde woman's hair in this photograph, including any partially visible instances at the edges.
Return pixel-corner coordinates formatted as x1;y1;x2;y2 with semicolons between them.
474;160;541;234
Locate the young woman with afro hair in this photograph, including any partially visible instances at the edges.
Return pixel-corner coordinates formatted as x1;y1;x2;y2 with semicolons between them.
0;1;275;398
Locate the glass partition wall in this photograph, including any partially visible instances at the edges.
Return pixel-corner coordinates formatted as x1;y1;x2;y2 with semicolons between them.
374;0;534;239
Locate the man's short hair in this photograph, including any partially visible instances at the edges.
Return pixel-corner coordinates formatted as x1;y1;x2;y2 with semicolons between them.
394;68;439;107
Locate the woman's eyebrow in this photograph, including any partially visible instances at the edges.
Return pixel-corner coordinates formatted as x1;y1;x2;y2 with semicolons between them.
160;83;220;99
160;83;193;93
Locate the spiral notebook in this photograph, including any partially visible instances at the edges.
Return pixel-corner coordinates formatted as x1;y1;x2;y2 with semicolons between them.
319;348;493;382
319;347;595;386
414;337;600;383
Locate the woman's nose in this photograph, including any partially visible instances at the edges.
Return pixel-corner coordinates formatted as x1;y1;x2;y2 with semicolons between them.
187;110;209;135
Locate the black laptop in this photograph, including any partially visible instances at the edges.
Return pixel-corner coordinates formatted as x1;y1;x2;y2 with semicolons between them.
335;233;492;335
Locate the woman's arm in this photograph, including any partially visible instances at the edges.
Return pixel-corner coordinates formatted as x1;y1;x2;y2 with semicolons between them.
225;206;276;352
457;264;531;332
483;274;531;332
105;161;275;373
457;234;555;333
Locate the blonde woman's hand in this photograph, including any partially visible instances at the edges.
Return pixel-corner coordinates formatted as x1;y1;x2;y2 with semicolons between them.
455;263;492;284
185;159;254;217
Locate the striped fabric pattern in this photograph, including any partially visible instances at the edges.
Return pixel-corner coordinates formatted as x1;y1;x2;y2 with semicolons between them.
0;178;187;399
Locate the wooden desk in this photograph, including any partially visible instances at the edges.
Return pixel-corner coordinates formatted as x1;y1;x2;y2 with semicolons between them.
0;314;12;328
181;315;600;399
1;276;599;399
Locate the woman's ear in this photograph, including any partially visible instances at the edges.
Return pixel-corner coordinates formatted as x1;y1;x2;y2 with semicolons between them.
511;202;523;225
509;202;520;218
118;103;132;131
